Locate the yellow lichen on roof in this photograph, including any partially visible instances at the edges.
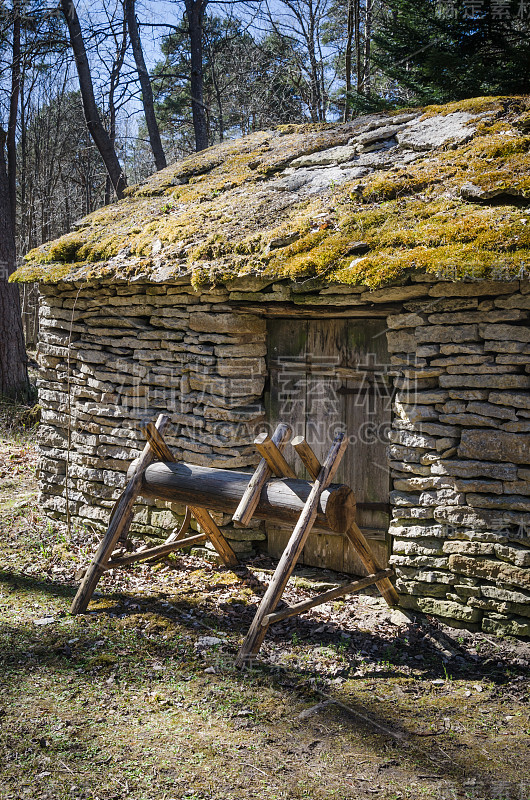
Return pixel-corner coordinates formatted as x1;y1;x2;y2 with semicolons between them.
11;95;530;288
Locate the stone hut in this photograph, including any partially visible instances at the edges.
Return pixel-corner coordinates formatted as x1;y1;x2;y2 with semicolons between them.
13;95;530;636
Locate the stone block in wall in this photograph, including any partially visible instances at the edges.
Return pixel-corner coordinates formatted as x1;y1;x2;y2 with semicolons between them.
388;444;424;463
448;554;530;591
481;584;530;608
443;540;496;556
386;330;417;353
494;543;530;567
458;430;530;464
489;391;530;410
454;479;503;494
452;584;481;599
431;459;517;481
482;615;530;636
428;281;519;297
394;402;439;424
398;595;482;622
466;401;518;420
188;312;266;335
390;555;449;568
479;323;530;342
389;460;431;476
434;505;525;533
415;324;478;343
395;580;449;597
494;294;530;309
440;374;529;389
504;481;530;496
466;493;530;512
392;538;445;556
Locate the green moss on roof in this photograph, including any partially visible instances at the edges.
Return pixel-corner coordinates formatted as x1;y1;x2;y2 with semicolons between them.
12;95;530;288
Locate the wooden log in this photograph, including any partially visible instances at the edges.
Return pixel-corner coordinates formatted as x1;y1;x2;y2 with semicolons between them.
254;432;297;478
71;413;171;614
345;521;399;607
232;423;292;527
262;568;394;625
291;435;321;480
105;533;208;568
189;506;239;568
235;432;348;666
134;461;356;534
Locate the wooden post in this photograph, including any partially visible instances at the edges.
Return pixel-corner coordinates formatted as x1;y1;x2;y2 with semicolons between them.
189;505;239;569
345;521;399;606
291;435;321;480
254;432;297;478
70;413;170;614
235;432;348;667
142;424;239;569
232;423;292;527
262;568;394;625
292;435;398;608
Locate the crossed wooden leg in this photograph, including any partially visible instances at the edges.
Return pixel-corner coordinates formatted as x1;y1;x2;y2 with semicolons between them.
70;416;238;614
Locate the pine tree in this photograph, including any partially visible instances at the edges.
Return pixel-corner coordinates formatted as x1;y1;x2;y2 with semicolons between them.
373;0;530;105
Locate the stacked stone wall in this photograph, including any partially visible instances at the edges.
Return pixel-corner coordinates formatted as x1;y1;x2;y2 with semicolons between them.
37;276;530;633
387;280;530;636
37;280;267;556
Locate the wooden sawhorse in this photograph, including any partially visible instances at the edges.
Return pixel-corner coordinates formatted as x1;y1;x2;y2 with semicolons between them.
70;414;398;665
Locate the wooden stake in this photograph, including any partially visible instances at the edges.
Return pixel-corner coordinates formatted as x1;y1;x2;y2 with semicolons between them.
232;423;292;527
142;423;239;569
70;413;171;614
293;435;398;608
254;433;297;478
291;435;322;480
105;532;208;568
164;506;192;545
345;521;399;607
263;568;394;625
190;505;239;569
235;432;348;667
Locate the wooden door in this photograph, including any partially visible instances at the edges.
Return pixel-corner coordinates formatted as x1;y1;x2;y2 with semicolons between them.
266;318;392;574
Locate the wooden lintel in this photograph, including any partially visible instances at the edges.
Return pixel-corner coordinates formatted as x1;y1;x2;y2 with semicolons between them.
233;303;400;319
262;568;394;626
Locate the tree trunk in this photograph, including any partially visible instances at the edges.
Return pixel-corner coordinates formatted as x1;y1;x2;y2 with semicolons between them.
185;0;209;151
355;0;362;94
0;131;28;400
60;0;127;199
125;0;167;170
363;0;372;94
8;0;21;224
344;0;354;121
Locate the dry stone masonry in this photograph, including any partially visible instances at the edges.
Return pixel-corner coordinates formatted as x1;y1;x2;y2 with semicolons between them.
36;275;530;635
37;280;267;557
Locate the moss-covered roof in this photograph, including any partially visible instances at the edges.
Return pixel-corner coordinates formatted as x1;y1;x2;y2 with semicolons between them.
12;95;530;289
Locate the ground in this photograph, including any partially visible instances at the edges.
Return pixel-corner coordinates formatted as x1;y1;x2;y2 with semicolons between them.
0;404;529;800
